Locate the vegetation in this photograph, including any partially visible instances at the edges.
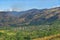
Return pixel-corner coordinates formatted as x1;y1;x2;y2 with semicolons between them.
0;7;60;40
0;24;60;40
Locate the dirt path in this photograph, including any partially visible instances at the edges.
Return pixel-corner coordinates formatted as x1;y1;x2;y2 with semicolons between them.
33;34;60;40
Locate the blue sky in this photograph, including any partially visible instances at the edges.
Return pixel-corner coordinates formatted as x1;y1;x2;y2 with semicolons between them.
0;0;60;11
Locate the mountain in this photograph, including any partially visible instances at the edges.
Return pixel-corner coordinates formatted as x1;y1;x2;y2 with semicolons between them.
18;7;60;25
0;7;60;27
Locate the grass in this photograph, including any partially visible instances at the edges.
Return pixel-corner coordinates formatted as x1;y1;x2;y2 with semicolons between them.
0;25;60;40
33;34;60;40
0;30;5;33
1;30;59;40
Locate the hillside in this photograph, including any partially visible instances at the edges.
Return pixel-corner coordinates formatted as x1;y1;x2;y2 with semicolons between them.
0;7;60;27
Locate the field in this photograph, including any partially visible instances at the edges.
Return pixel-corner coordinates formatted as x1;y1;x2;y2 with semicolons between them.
0;25;60;40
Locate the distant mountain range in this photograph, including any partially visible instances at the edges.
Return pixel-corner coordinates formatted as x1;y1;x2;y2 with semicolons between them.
0;7;60;27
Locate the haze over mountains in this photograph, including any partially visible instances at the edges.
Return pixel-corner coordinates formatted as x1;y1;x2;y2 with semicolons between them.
0;7;60;27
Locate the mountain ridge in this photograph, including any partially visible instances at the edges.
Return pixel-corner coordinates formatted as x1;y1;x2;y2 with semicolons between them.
0;7;60;26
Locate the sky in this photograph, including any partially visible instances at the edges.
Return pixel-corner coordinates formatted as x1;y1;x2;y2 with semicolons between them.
0;0;60;11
